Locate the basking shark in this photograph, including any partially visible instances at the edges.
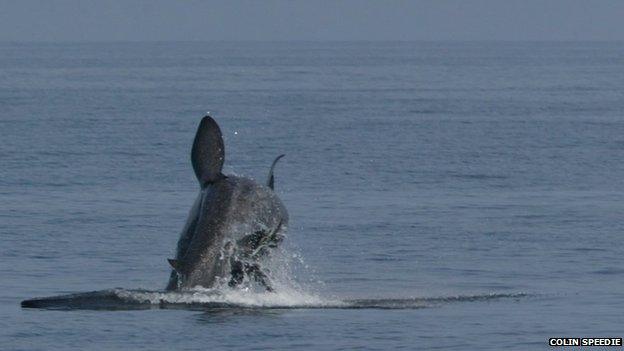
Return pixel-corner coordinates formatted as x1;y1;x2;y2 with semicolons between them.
20;115;288;309
165;115;288;291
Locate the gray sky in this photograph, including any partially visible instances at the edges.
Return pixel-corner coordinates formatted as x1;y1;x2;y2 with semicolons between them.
1;0;623;41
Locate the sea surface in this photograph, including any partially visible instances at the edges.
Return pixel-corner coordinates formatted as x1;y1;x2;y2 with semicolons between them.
1;41;623;350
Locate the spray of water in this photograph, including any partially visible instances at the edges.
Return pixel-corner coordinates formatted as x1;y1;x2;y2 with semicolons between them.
20;226;530;310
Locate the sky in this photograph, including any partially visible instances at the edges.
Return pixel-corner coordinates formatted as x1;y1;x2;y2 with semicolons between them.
1;0;623;42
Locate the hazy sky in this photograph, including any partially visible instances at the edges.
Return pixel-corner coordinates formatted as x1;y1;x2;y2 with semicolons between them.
1;0;623;41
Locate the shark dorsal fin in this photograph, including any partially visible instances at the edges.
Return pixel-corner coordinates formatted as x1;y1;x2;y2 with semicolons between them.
191;116;225;187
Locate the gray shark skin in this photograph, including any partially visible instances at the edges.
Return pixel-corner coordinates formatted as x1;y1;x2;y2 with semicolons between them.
165;116;287;291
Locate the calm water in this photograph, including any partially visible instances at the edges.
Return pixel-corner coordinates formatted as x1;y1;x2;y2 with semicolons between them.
2;42;623;350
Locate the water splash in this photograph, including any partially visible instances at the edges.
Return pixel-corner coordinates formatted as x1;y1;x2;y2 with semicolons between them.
21;288;529;311
20;230;530;310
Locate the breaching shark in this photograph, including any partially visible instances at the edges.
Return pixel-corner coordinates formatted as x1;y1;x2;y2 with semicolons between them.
20;115;288;309
165;115;288;291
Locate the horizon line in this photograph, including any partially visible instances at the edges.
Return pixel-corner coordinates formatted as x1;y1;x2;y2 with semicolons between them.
2;39;623;44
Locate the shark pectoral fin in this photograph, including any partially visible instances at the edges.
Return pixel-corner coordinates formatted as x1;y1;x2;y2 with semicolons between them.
167;258;182;272
246;263;274;292
266;154;285;190
191;115;225;186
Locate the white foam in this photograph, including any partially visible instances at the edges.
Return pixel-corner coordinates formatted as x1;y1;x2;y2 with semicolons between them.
116;238;340;308
115;286;339;308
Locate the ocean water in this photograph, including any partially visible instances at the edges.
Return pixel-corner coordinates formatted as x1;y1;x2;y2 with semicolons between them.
1;42;623;350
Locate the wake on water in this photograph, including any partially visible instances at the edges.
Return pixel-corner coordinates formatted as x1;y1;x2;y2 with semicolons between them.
21;288;529;311
21;233;529;311
21;250;529;311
